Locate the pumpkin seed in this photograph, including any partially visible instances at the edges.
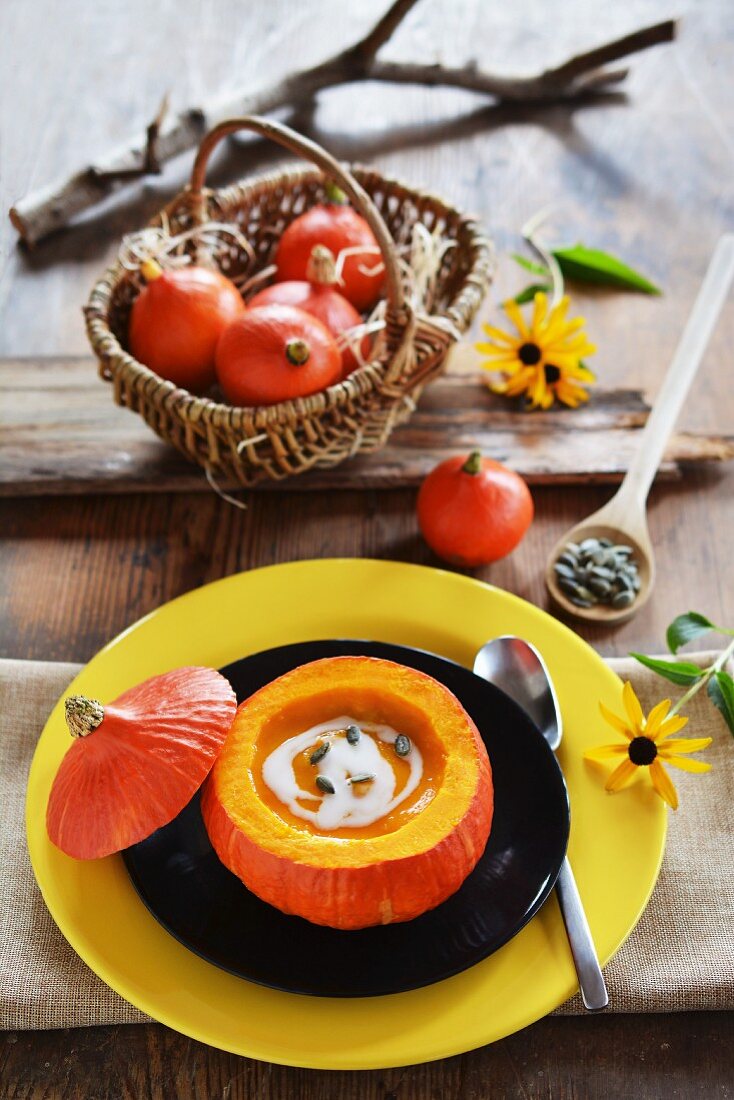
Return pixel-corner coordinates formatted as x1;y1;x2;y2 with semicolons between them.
348;772;375;785
557;552;578;569
554;537;639;611
394;734;411;757
590;566;616;581
309;741;330;765
346;724;361;745
316;775;335;794
554;563;577;580
558;577;581;597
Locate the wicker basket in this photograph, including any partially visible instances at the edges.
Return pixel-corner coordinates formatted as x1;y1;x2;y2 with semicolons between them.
85;116;493;486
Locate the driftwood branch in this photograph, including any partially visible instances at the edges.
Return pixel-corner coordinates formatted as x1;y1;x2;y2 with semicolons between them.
9;1;676;247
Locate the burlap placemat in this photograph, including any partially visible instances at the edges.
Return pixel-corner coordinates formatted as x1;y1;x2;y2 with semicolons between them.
1;654;732;1030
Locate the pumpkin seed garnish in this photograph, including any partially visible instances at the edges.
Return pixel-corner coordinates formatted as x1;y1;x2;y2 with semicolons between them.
315;775;335;794
553;537;641;609
346;724;361;745
347;772;375;785
309;741;330;765
394;734;412;757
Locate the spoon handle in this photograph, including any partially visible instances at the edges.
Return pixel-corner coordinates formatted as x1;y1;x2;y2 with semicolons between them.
555;857;609;1011
618;234;734;511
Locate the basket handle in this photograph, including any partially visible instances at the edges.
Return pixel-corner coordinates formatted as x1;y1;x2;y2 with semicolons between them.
189;116;405;313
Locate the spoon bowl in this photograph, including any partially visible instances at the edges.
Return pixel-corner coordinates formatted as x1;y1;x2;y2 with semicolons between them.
546;513;654;625
473;635;561;748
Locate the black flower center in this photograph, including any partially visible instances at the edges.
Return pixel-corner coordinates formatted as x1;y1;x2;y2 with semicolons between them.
629;736;657;766
544;364;561;384
518;342;542;365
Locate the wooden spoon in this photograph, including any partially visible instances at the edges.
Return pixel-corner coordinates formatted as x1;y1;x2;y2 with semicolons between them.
546;234;734;624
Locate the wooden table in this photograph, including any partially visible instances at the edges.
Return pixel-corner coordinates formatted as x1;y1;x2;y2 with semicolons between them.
2;1;733;1096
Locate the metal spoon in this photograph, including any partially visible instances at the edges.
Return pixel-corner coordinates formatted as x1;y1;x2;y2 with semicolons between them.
474;635;609;1011
546;233;734;625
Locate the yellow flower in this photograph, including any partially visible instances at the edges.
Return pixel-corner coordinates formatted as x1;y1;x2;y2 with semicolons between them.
476;292;596;409
585;681;712;810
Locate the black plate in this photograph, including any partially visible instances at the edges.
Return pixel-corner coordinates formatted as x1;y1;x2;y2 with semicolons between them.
123;640;569;997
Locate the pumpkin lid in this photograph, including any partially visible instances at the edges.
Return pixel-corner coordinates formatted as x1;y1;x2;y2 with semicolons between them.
47;666;237;860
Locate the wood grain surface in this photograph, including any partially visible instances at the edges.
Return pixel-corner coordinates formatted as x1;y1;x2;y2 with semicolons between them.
4;356;733;496
2;0;734;1097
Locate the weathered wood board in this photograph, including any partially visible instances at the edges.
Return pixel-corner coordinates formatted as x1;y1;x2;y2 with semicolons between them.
2;357;733;497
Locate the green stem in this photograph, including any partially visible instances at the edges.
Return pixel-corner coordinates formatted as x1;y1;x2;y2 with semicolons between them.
462;450;483;475
668;636;734;716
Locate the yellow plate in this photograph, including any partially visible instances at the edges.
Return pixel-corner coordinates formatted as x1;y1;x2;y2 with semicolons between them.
26;559;665;1069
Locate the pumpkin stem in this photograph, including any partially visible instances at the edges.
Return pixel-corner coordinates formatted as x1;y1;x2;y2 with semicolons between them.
324;181;348;205
306;245;338;286
65;695;105;738
140;258;163;283
285;339;311;366
462;451;483;476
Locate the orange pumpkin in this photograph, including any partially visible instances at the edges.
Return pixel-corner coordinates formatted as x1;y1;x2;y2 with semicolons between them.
274;196;385;312
128;260;244;392
201;656;493;929
248;245;370;377
418;451;534;566
215;303;342;406
47;667;237;860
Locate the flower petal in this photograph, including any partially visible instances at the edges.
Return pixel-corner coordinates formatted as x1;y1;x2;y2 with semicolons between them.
584;743;630;761
476;343;521;359
532;292;549;330
657;736;712;755
479;325;517;346
605;757;638;792
656;714;689;740
649;759;679;809
599;700;634;738
598;699;633;734
555;380;590;407
622;681;644;734
503;299;529;339
662;755;712;774
503;367;537;395
644;698;672;740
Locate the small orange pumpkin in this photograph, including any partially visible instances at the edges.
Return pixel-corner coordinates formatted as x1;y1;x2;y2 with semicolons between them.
248;245;370;377
47;667;237;860
274;192;385;312
418;450;534;566
215;303;342;406
201;656;493;929
128;260;244;392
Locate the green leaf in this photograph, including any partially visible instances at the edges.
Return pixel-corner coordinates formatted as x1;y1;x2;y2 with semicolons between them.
666;612;716;654
510;252;549;278
513;282;551;305
629;653;705;686
552;244;662;295
707;671;734;737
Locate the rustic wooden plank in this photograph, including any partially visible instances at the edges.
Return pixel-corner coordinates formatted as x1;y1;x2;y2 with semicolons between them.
2;357;733;496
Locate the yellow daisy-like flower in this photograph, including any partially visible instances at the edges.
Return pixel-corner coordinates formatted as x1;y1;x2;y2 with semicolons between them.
585;681;712;810
476;292;597;409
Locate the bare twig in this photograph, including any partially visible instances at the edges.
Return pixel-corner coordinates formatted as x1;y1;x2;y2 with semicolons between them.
91;91;171;183
8;2;676;247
